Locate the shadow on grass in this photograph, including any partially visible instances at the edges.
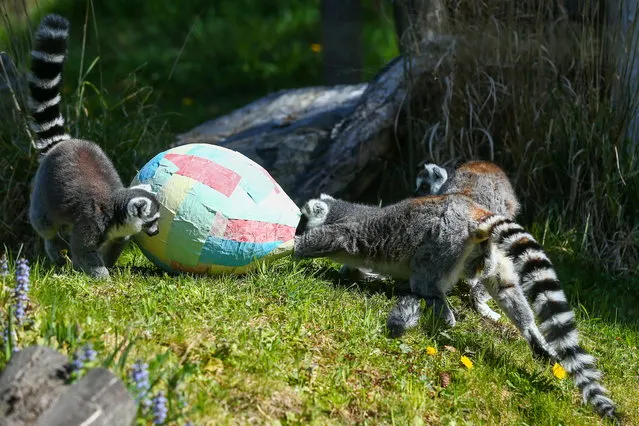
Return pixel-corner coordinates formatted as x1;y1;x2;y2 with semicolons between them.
552;254;639;330
302;254;639;332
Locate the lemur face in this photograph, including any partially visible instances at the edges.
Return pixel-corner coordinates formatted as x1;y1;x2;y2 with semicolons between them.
301;199;329;229
415;164;448;196
296;193;338;235
126;184;161;237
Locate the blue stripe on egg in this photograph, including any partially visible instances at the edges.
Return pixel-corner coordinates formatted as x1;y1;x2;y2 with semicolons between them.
137;150;167;183
199;236;282;267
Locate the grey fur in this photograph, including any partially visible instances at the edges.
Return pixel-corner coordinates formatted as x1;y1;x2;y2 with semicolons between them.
415;160;520;217
295;194;617;420
415;164;448;194
387;294;422;338
415;160;521;321
27;14;161;279
297;193;385;281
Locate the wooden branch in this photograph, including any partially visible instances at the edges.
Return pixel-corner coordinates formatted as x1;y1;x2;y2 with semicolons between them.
175;84;367;196
175;84;367;145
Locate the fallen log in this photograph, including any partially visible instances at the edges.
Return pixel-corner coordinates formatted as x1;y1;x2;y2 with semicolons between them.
175;36;455;205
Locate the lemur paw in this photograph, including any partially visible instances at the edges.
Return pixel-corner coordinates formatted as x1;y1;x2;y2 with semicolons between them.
387;295;422;338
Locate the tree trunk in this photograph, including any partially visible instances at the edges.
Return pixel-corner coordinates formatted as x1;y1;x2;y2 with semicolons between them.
607;0;639;146
320;0;363;85
393;0;449;54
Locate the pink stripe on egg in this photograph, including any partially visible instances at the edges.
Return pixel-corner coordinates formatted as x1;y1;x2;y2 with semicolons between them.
165;153;241;197
224;219;296;243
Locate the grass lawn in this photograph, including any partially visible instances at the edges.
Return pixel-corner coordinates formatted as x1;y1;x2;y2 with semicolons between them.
1;242;637;425
1;2;637;425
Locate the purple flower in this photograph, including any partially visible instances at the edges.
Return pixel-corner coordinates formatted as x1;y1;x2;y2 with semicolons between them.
82;344;97;362
70;344;98;371
2;328;19;353
0;253;7;277
129;360;151;404
13;258;30;325
151;391;168;425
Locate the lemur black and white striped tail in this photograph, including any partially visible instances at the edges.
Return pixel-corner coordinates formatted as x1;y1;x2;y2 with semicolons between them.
478;215;617;420
28;14;71;154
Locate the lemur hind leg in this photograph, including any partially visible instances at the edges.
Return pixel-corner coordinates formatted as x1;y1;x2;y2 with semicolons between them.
70;221;109;279
469;277;502;321
29;208;69;266
409;270;457;328
481;260;555;361
45;234;70;266
386;294;422;337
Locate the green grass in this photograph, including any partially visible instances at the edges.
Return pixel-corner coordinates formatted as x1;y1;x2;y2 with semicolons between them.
2;242;638;425
1;2;638;424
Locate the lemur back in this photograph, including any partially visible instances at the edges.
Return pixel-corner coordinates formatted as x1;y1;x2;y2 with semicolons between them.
27;14;160;278
416;160;521;218
295;194;617;420
415;160;521;321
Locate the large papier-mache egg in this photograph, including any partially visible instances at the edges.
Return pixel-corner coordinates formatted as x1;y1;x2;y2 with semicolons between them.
130;143;301;274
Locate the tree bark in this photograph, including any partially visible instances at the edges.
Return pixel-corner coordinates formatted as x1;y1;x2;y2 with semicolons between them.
607;0;639;146
393;0;449;54
320;0;363;84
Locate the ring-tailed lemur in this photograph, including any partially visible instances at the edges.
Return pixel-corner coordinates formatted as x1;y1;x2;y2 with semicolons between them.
27;14;160;279
297;194;385;281
294;194;617;420
415;160;521;322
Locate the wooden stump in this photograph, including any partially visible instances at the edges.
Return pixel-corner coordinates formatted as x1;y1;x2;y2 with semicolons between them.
0;346;136;426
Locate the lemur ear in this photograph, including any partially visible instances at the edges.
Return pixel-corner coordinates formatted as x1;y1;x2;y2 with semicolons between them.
127;197;151;218
433;166;447;181
319;193;334;201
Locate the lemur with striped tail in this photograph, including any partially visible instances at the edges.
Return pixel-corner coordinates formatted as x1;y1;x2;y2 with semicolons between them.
27;14;160;279
295;193;617;421
415;160;521;321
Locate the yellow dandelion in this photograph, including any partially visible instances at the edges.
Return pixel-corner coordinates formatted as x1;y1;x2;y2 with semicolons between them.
426;346;437;356
460;356;474;370
552;363;567;380
181;97;194;106
310;43;322;53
